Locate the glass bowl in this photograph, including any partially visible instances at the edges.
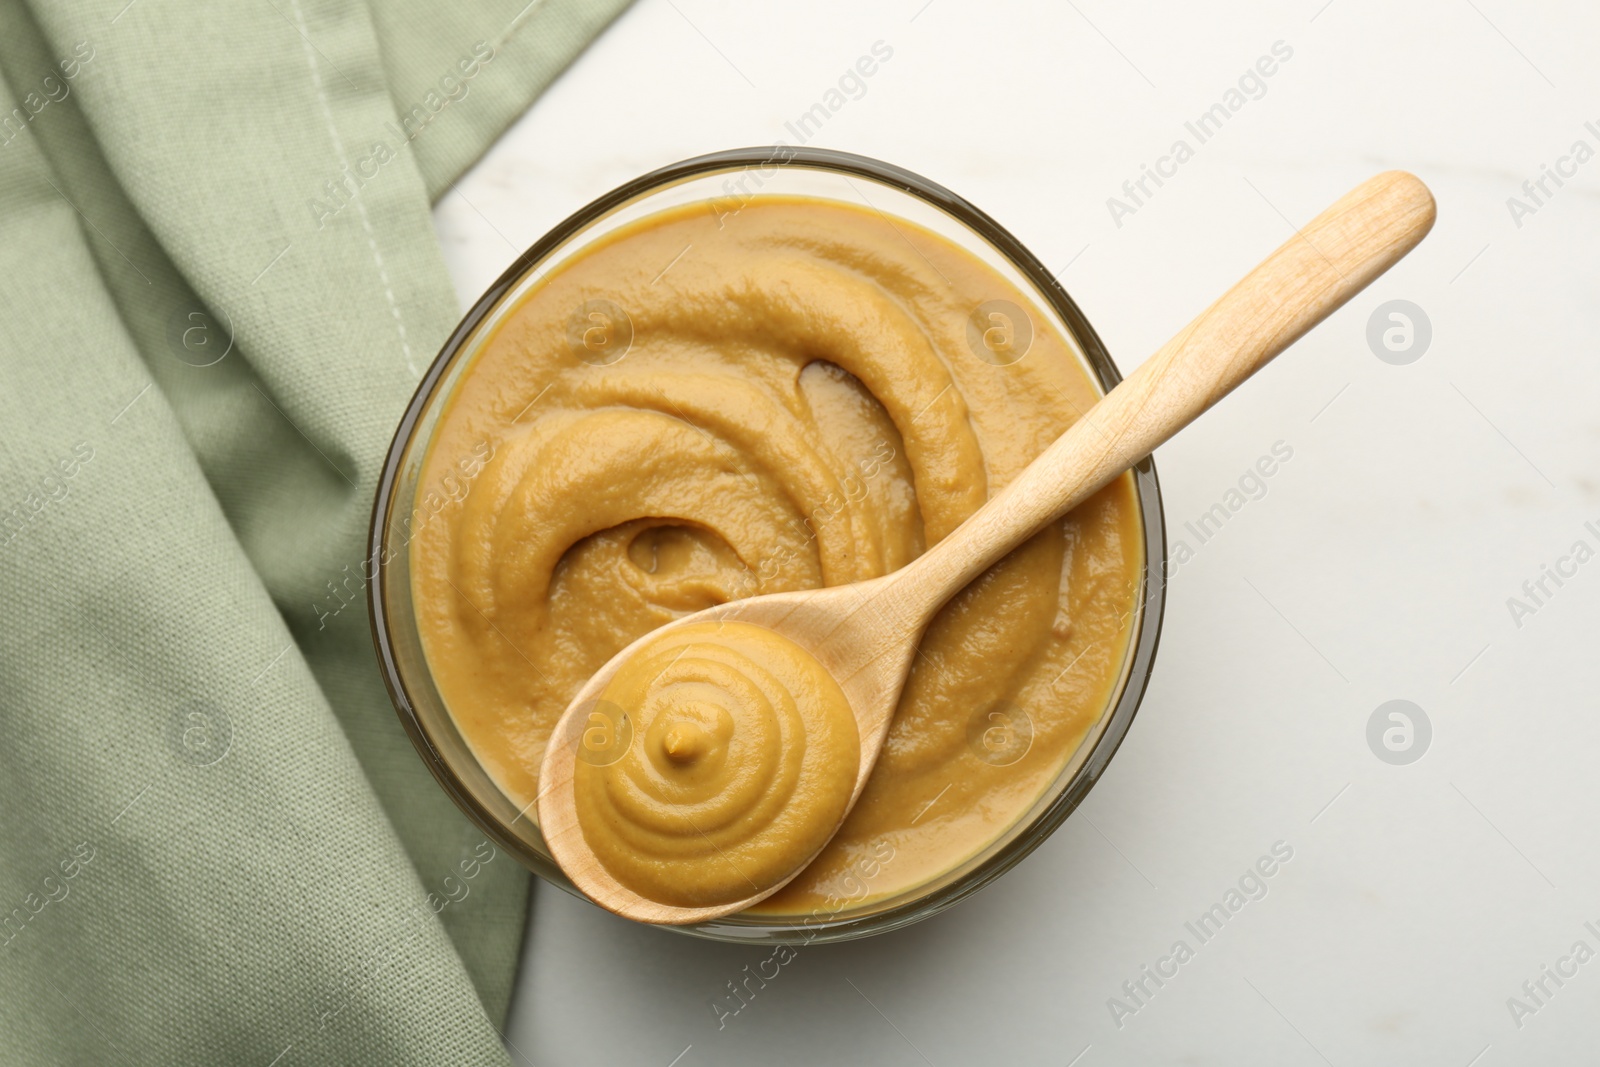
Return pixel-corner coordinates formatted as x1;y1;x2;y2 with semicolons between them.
368;146;1166;944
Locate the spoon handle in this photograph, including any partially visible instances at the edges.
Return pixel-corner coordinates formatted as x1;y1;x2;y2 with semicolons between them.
894;170;1436;615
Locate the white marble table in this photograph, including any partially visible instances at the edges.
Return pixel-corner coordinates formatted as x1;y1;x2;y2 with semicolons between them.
436;2;1600;1062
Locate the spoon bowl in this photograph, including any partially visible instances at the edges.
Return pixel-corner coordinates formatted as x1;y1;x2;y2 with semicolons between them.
537;577;907;925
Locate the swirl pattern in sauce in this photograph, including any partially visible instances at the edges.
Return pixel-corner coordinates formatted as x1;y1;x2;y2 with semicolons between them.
574;621;858;908
411;195;1143;915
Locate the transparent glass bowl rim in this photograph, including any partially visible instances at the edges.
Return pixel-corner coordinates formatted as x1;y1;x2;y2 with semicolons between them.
367;145;1168;944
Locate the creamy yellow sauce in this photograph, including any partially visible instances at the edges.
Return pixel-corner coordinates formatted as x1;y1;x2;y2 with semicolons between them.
573;621;858;908
411;194;1143;915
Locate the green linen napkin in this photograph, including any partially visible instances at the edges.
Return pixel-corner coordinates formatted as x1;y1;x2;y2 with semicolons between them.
0;0;630;1062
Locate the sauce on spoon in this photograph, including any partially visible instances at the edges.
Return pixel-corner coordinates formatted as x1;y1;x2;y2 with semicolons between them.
573;621;858;908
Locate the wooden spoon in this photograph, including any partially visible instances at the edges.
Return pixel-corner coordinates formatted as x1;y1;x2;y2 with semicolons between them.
538;170;1436;924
